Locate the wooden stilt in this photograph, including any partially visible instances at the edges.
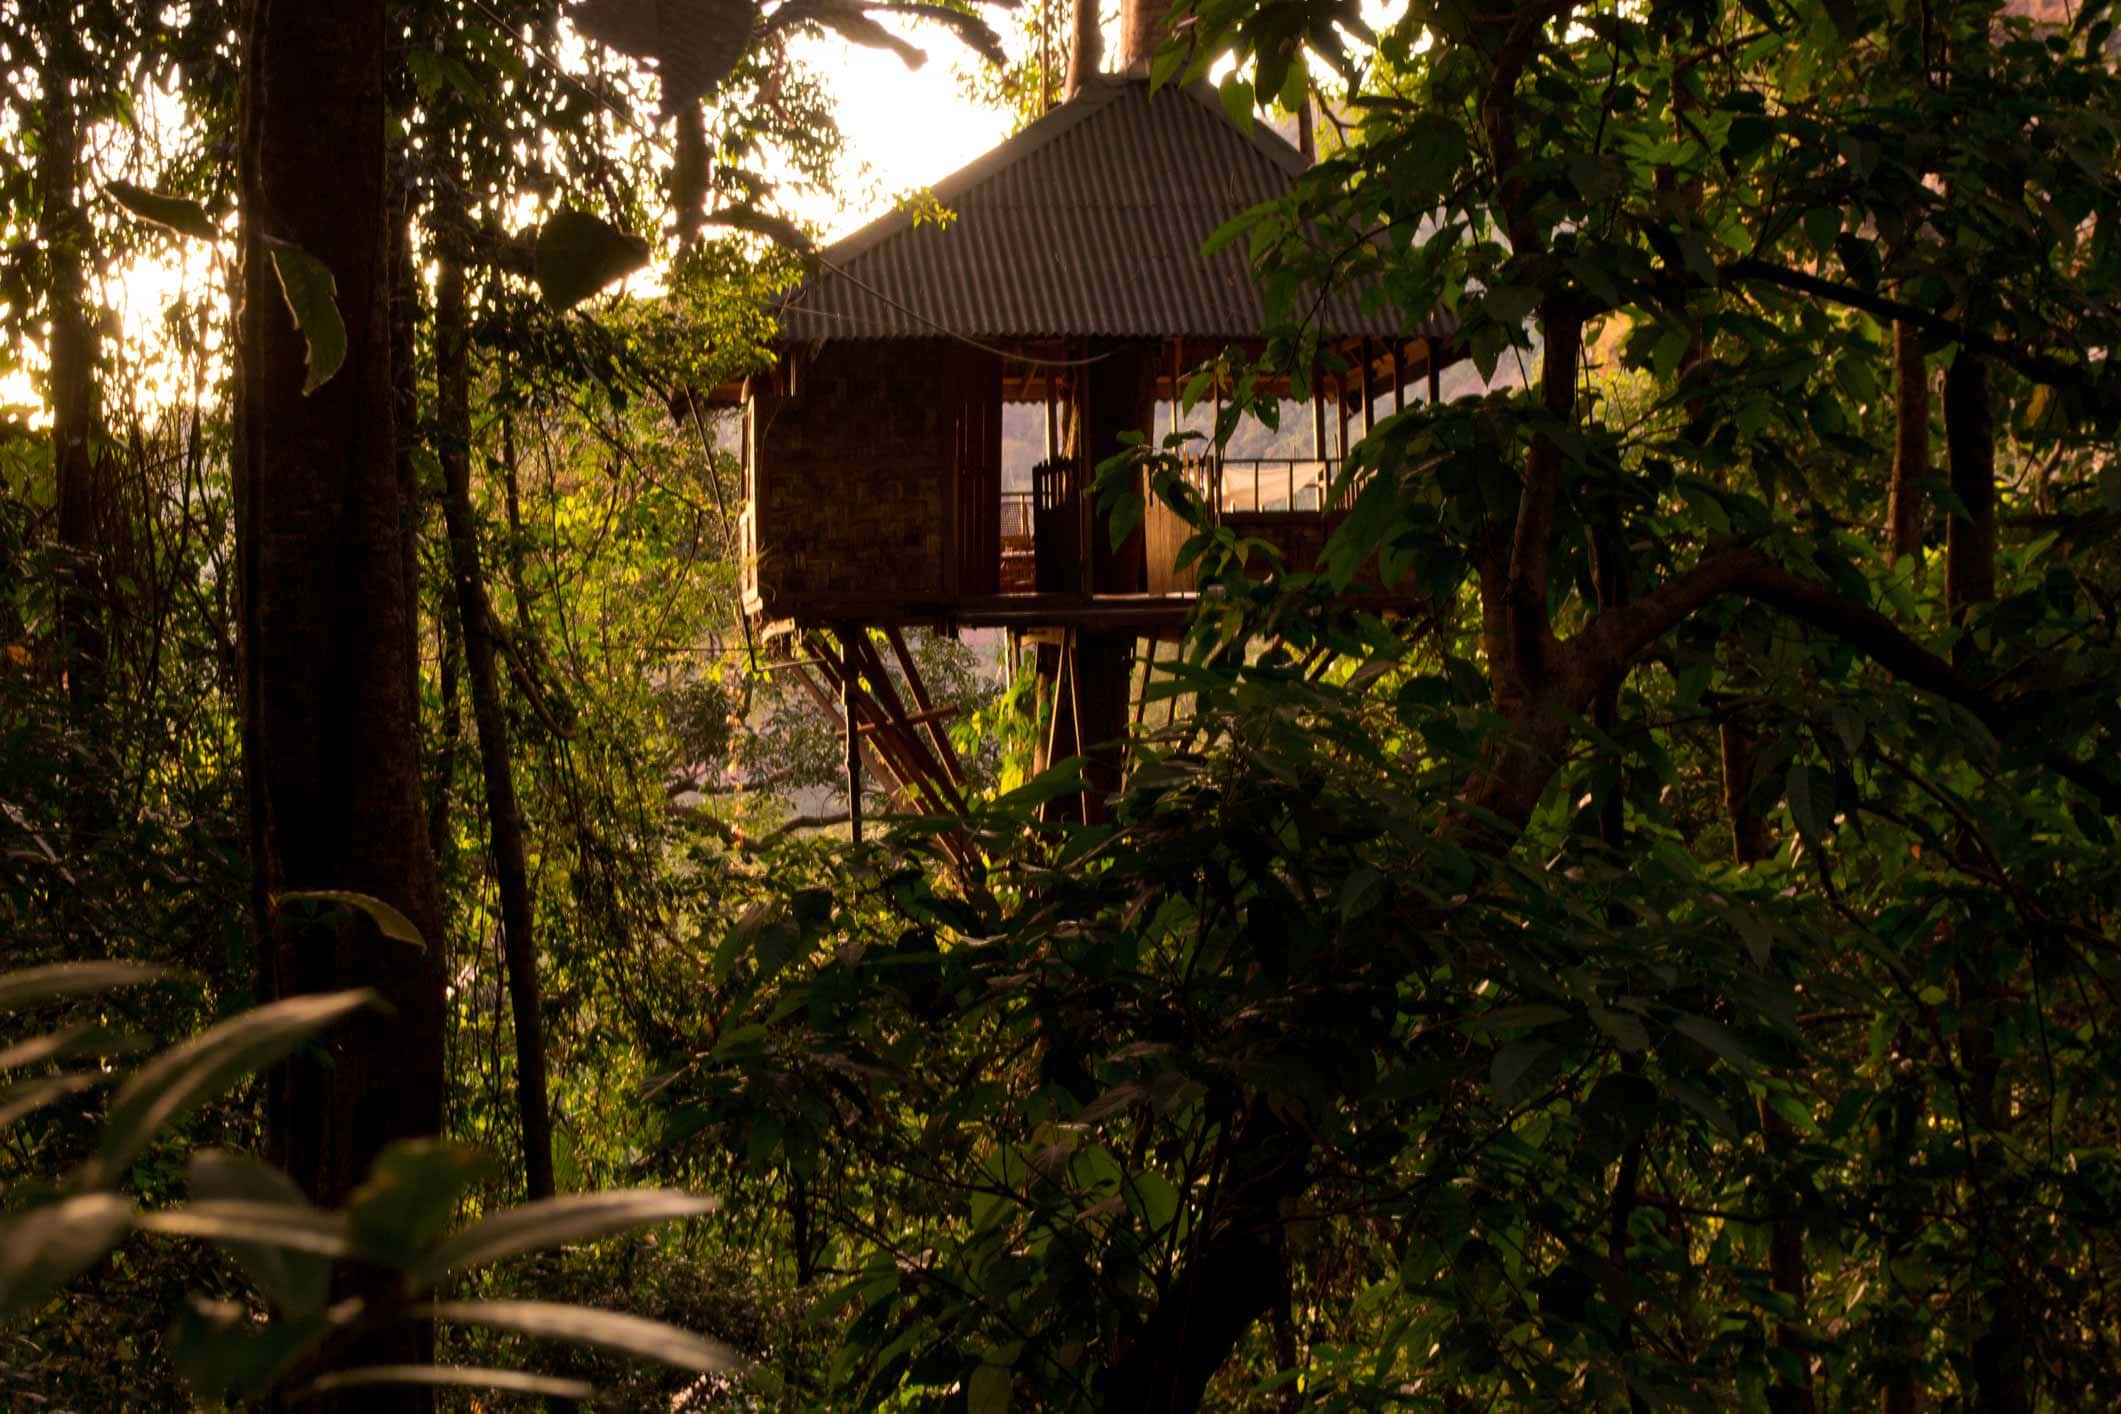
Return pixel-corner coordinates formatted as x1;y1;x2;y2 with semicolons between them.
1131;635;1158;732
884;627;967;790
1032;640;1061;777
839;628;864;842
1072;629;1135;825
797;638;908;800
1360;337;1375;439
809;631;957;819
1428;337;1442;403
1392;341;1405;413
851;633;965;811
1310;372;1327;461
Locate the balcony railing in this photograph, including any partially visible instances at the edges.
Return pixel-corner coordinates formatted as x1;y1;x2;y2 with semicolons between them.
1166;455;1360;515
992;455;1362;595
1000;491;1034;540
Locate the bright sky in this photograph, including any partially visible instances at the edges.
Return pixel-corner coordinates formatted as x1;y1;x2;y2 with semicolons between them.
792;0;1407;237
786;32;1017;239
3;5;1409;421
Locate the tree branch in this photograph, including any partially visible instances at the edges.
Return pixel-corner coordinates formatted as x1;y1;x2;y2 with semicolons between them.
1564;546;2121;812
1722;258;2100;391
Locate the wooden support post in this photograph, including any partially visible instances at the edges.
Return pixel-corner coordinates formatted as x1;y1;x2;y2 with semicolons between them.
885;627;967;790
795;640;905;805
1428;338;1442;403
1167;337;1181;442
811;631;957;819
1076;364;1093;594
1040;631;1080;824
1131;634;1158;732
853;633;965;811
840;627;863;843
1310;373;1327;461
1034;638;1065;777
1392;341;1405;412
1360;337;1375;439
1073;629;1135;825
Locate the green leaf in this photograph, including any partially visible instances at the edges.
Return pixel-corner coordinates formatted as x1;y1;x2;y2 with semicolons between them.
428;1300;747;1374
1490;1038;1553;1104
534;209;651;310
411;1189;719;1285
274;890;426;949
305;1366;595;1401
349;1139;495;1267
1785;763;1835;841
264;239;348;396
85;990;380;1187
1125;1170;1180;1234
1801;206;1841;253
1672;1014;1760;1071
1218;74;1256;133
104;181;217;240
969;1363;1013;1414
1482;284;1539;326
0;960;175;1013
186;1150;337;1317
0;1195;133;1322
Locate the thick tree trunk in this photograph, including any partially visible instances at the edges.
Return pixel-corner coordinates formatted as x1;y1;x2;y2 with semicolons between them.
39;32;106;758
1943;353;1994;620
1941;344;2027;1414
436;228;557;1201
1118;0;1174;70
236;0;445;1398
1720;716;1770;864
1887;322;1928;564
429;593;463;866
1099;1099;1313;1412
1065;0;1102;95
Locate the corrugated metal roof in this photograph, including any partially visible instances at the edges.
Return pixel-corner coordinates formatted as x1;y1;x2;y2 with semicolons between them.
773;78;1437;343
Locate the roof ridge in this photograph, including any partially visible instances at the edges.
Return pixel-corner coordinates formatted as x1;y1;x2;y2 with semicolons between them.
773;76;1422;343
798;76;1308;278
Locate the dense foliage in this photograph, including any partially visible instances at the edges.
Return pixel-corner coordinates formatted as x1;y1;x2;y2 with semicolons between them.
7;0;2121;1407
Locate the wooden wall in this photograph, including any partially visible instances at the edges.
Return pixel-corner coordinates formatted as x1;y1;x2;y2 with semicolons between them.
746;339;998;622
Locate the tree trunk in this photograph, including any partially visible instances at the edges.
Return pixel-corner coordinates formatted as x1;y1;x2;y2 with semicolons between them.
1943;352;1994;621
39;26;107;766
1118;0;1174;70
1065;0;1102;95
435;216;557;1201
1720;715;1770;864
1887;322;1927;564
1942;345;2027;1414
236;0;445;1398
1099;1099;1312;1412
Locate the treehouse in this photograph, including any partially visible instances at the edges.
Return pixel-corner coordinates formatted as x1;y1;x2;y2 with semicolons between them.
732;73;1454;634
724;72;1457;830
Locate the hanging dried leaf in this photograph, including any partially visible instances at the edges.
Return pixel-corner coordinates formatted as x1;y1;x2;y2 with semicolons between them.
569;0;760;113
262;239;348;396
534;209;652;310
104;181;218;241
